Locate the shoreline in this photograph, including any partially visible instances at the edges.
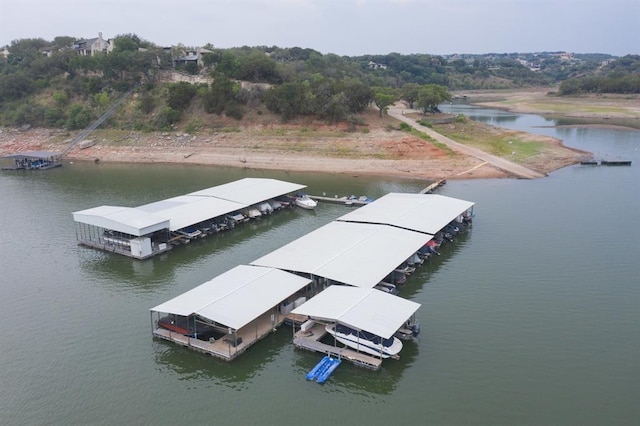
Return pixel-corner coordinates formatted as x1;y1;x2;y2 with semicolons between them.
3;89;638;180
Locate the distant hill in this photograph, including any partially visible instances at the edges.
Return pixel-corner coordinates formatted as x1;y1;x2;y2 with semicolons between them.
1;34;634;132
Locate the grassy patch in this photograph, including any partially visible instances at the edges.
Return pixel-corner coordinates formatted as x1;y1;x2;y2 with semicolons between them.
434;120;548;161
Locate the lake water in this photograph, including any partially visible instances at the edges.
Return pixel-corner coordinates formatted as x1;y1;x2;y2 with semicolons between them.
1;109;638;425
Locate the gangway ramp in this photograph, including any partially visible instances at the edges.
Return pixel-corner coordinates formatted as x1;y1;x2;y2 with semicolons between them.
59;89;134;158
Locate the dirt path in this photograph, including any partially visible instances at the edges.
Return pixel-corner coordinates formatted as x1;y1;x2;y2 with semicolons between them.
387;106;546;179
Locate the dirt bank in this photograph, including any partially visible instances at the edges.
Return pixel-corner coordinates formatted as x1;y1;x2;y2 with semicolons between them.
1;93;604;180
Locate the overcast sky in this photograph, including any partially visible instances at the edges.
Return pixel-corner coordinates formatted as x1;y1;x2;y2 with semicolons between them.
1;0;638;56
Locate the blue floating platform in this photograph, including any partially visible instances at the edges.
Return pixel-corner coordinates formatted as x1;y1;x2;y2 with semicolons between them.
306;355;331;381
306;356;341;383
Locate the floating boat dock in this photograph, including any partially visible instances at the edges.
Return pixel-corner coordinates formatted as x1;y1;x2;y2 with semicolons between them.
73;178;307;259
600;159;632;166
150;192;475;371
581;158;632;166
1;151;62;170
150;265;313;362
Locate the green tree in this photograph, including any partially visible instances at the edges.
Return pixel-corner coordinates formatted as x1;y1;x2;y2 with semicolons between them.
372;87;396;117
264;82;311;121
416;84;451;114
202;76;237;114
236;52;281;83
215;52;240;78
400;83;420;109
0;74;36;101
66;104;92;130
166;82;197;111
340;78;373;113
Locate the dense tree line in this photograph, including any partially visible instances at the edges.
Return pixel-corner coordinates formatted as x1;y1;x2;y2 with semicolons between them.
559;55;640;94
0;34;630;130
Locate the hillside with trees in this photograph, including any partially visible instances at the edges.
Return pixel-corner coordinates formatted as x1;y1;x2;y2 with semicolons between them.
0;33;633;132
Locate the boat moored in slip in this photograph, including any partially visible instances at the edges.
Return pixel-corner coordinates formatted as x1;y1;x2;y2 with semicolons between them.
294;193;318;210
325;323;403;359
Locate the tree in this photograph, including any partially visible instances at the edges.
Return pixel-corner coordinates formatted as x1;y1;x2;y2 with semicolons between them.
340;78;373;113
215;52;240;78
416;84;451;114
0;74;36;101
236;52;281;83
66;104;93;130
166;82;197;111
372;87;396;117
400;83;420;109
202;76;238;114
263;82;311;120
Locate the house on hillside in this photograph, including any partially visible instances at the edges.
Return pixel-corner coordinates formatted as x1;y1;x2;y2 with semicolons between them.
172;47;213;68
368;61;387;70
74;32;110;56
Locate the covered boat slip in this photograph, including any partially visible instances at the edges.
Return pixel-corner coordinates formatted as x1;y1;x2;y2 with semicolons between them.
137;195;245;231
72;206;172;259
72;178;307;259
337;192;475;235
150;265;312;361
251;220;430;289
1;151;62;170
291;286;421;369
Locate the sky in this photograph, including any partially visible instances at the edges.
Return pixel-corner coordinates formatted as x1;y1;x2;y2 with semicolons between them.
1;0;638;57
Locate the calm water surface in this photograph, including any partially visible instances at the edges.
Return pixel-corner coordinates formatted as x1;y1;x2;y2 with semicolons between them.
1;110;638;425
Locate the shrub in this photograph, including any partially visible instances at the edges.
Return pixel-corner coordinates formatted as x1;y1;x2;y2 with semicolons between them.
155;106;182;130
225;101;244;120
66;104;92;130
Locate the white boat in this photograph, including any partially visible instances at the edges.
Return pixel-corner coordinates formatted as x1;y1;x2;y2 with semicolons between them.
258;202;274;215
325;323;403;359
267;199;283;210
295;194;317;210
374;281;399;295
176;228;203;239
228;212;248;224
244;208;262;219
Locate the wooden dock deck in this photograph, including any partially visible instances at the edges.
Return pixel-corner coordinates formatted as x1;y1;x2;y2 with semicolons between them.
293;323;383;370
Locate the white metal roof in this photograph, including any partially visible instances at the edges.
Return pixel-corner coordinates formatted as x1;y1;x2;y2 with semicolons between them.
251;221;430;288
291;286;420;338
189;177;306;205
2;151;60;159
72;206;169;236
150;265;311;330
137;195;245;231
337;193;475;235
73;178;305;234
